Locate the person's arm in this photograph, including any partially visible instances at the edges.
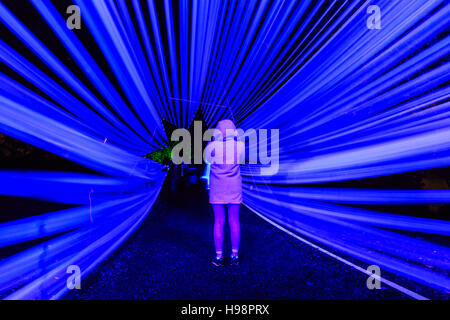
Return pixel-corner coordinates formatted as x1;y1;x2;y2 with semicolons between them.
201;144;212;190
204;141;214;164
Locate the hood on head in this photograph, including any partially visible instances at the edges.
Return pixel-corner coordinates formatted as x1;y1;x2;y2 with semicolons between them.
214;119;237;140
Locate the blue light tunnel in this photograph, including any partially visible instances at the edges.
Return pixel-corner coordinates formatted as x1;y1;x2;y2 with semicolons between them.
0;0;449;299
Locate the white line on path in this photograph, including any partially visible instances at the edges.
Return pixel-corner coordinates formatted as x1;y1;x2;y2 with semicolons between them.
247;206;429;300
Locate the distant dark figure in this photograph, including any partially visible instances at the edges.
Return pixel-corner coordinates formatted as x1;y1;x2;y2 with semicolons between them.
163;158;178;192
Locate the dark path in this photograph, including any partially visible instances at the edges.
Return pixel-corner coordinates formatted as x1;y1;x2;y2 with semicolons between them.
64;184;413;300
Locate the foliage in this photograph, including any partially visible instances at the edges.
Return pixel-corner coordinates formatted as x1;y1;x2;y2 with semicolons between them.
145;146;173;164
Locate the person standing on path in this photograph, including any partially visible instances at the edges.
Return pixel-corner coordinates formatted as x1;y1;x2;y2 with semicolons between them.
204;119;245;267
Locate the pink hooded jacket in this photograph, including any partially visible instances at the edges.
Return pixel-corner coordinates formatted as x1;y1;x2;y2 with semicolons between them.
205;120;244;204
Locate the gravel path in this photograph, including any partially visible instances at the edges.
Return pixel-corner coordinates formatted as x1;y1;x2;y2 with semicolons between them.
64;186;413;300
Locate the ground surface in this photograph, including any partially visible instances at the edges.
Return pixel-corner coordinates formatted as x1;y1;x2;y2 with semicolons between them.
63;183;438;300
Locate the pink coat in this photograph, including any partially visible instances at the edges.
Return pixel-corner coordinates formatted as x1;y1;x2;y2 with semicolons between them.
205;120;245;204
